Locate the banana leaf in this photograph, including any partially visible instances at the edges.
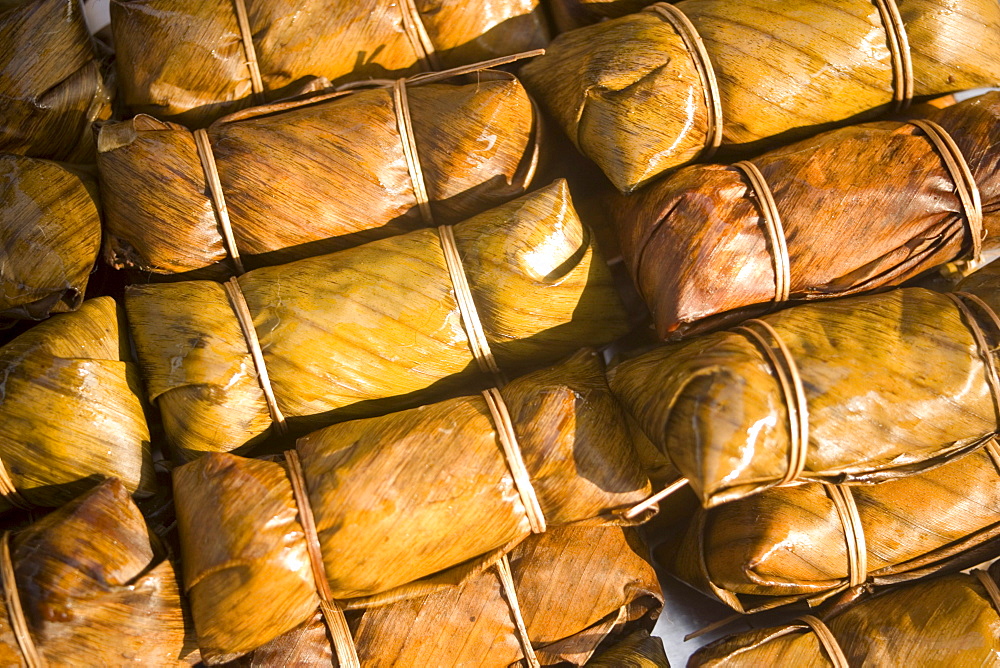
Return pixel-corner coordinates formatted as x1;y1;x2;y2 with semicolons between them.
616;92;1000;339
0;155;101;324
522;0;1000;192
547;0;652;32
0;478;188;665
110;0;549;126
225;525;662;667
690;561;1000;666
126;181;628;459
0;297;154;511
608;280;1000;507
663;445;1000;613
97;69;541;277
0;0;112;162
172;350;652;663
588;630;670;667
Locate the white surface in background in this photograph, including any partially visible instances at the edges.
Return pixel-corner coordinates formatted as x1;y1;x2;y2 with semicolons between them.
82;0;110;34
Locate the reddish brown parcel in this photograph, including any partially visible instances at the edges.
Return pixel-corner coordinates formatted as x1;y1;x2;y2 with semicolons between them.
98;70;540;278
616;92;1000;339
173;351;652;663
110;0;548;126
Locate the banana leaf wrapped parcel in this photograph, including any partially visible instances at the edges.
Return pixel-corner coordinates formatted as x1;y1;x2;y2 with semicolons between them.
0;0;112;162
173;350;652;663
690;561;1000;666
0;478;188;666
127;181;628;458
226;525;662;667
522;0;1000;192
98;67;541;277
0;297;154;511
547;0;652;32
111;0;548;126
616;92;1000;338
609;280;1000;507
663;444;1000;613
1;155;101;323
589;630;670;667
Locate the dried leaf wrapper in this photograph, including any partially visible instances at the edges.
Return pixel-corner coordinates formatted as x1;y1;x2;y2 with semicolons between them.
691;563;1000;666
0;298;154;511
617;93;1000;338
610;281;1000;506
173;351;651;662
522;0;1000;192
127;182;628;458
227;525;662;667
0;479;187;666
98;70;541;277
664;446;1000;613
111;0;548;126
0;156;101;324
0;0;112;162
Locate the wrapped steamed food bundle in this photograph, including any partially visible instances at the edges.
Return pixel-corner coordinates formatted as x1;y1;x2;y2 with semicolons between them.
127;181;628;459
0;297;154;511
111;0;548;126
522;0;1000;192
547;0;653;32
690;561;1000;666
589;631;670;667
0;0;112;162
225;525;662;667
664;444;1000;613
173;350;652;663
0;155;101;323
609;274;1000;507
616;92;1000;338
98;64;541;278
0;478;188;666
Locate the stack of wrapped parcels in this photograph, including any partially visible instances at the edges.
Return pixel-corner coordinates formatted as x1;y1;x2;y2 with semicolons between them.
5;0;1000;665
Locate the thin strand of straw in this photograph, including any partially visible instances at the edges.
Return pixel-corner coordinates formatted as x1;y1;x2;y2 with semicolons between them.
193;129;245;274
222;278;287;433
496;555;541;668
873;0;913;109
392;80;433;226
733;161;790;303
797;615;849;668
0;465;29;512
437;225;502;377
909;120;983;262
823;485;868;589
230;0;264;97
734;320;809;486
482;388;546;534
974;569;1000;615
0;533;44;668
397;0;441;71
946;293;1000;427
645;3;722;157
285;451;360;668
